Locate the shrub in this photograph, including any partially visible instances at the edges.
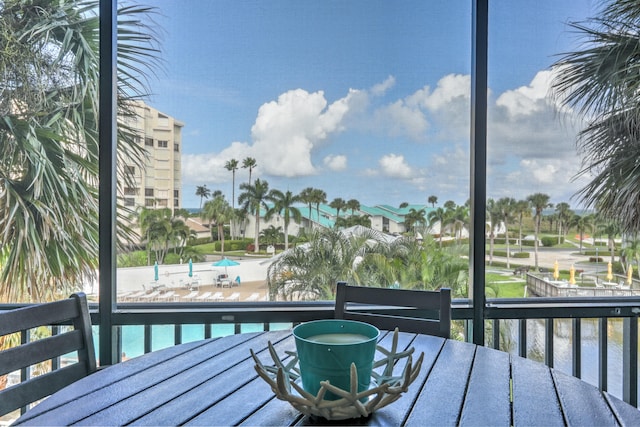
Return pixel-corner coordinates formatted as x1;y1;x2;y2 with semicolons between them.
540;236;558;247
491;250;530;259
512;252;530;258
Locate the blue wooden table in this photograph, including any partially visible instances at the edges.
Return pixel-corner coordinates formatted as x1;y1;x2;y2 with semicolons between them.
14;330;640;426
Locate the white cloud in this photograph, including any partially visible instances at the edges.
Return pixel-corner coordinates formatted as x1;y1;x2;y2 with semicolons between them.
370;76;396;96
250;89;354;177
323;154;347;171
373;101;430;141
495;70;554;118
181;141;254;185
379;154;413;179
407;74;471;112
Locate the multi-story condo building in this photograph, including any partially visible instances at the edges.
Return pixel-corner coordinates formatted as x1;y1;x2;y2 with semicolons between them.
120;101;184;212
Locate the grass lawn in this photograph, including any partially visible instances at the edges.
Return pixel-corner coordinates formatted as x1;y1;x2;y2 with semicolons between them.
485;271;526;298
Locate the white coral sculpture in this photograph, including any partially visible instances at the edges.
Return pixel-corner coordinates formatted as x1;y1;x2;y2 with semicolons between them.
251;328;424;420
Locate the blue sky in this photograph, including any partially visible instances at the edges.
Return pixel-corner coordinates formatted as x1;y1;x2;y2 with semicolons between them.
139;0;598;210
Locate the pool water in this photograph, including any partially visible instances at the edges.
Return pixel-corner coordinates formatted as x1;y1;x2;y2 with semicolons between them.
92;323;292;360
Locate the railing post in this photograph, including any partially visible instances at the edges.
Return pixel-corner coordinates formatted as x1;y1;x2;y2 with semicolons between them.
572;318;581;378
470;0;488;347
492;319;500;349
545;318;554;368
519;319;527;358
599;318;607;391
98;0;118;367
623;316;638;406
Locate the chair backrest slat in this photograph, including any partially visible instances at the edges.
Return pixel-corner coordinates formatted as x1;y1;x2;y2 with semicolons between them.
0;298;79;336
0;293;96;417
335;282;451;338
0;330;85;376
0;364;88;416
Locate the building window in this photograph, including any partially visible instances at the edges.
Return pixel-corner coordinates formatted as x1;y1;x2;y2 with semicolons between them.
157;199;168;207
158;140;168;148
125;165;135;175
145;137;154;147
174;143;180;152
174;199;179;207
158;113;169;127
123;187;137;196
145;188;154;197
174;190;179;198
124;198;135;207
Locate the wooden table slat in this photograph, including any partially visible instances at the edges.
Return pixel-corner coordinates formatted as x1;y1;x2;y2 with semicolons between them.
19;332;282;426
120;331;293;426
511;355;565;426
459;345;511;426
553;369;619;427
605;392;640;427
339;333;446;427
404;339;475;426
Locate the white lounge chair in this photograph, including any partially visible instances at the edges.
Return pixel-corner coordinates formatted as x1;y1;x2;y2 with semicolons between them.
138;291;161;301
211;292;224;301
244;293;260;302
225;292;240;302
182;291;199;301
156;291;177;302
124;290;146;301
195;291;212;301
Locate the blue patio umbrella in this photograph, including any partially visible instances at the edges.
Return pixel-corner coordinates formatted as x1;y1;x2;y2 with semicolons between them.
154;261;159;281
212;257;240;276
188;258;193;277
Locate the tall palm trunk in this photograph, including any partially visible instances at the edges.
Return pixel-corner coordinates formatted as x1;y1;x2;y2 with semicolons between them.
254;209;260;253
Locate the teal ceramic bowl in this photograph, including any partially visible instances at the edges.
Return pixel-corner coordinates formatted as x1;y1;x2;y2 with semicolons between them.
293;319;380;400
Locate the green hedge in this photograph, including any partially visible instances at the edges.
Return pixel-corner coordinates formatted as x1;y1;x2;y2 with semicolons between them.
492;250;530;258
211;238;253;251
540;236;563;247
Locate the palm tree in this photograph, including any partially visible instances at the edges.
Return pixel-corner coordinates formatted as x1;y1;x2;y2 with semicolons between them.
195;185;211;210
266;189;302;250
554;202;572;245
428;195;438;207
311;189;327;223
450;205;469;243
527;193;552;270
486;198;500;266
260;225;284;246
137;208;174;265
238;179;270;253
242;157;257;185
496;197;516;268
403;208;427;235
299;187;315;229
0;1;159;302
330;198;347;223
346;199;361;216
622;238;640;277
443;200;457;210
202;196;233;254
552;1;640;234
224;159;239;208
427;207;447;247
514;199;531;253
267;227;386;300
569;213;595;254
598;219;621;263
